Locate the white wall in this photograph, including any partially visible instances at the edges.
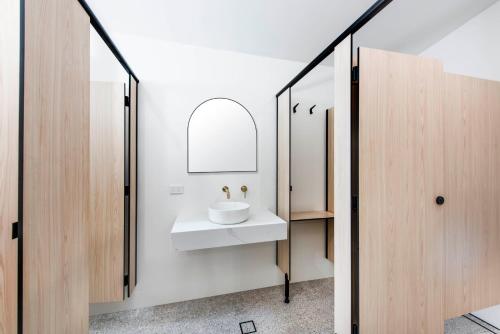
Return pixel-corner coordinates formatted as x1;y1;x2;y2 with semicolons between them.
291;56;335;213
422;1;500;81
91;34;334;315
422;1;500;327
90;27;129;85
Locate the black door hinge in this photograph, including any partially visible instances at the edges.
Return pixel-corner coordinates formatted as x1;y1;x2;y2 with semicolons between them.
352;66;359;82
124;274;129;286
125;96;130;107
125;185;130;196
12;222;19;239
352;323;359;334
352;195;358;213
289;185;293;192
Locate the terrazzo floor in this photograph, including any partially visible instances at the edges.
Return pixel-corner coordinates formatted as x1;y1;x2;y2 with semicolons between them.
90;278;500;334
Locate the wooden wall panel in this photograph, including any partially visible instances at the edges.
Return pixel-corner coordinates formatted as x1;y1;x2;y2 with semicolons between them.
89;82;125;303
444;74;500;319
0;0;19;332
327;108;334;261
333;35;352;334
129;78;138;296
358;48;444;334
277;90;290;276
23;0;90;332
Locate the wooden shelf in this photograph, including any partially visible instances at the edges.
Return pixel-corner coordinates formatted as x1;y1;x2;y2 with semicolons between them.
291;211;334;221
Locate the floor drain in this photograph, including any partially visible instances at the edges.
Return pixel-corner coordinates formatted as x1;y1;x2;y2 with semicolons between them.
239;320;257;334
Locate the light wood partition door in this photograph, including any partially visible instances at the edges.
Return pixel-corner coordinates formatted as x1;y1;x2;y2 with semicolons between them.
444;74;500;319
129;78;138;296
333;35;352;334
90;82;125;303
0;0;19;332
277;90;290;276
358;48;445;334
24;0;90;332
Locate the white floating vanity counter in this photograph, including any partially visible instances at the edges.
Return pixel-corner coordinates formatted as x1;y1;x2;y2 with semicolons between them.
171;209;287;251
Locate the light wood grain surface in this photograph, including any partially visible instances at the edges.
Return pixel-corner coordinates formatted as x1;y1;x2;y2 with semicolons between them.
290;211;333;221
23;0;90;332
129;78;138;296
277;90;290;276
0;0;19;332
444;73;500;319
333;35;352;334
358;48;445;334
89;82;125;303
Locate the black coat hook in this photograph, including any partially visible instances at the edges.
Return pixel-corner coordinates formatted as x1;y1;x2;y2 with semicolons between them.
293;103;299;113
309;105;316;115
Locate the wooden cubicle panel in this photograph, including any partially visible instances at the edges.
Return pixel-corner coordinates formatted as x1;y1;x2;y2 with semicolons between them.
326;108;334;260
23;0;90;332
277;89;290;276
128;78;138;296
0;0;19;332
444;74;500;319
89;82;125;303
358;48;445;333
333;35;352;334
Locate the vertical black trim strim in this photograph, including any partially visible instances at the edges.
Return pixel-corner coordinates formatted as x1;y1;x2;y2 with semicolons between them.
288;88;292;282
135;80;139;288
275;96;279;266
125;78;131;295
351;44;360;332
284;273;290;304
18;0;25;331
325;110;329;259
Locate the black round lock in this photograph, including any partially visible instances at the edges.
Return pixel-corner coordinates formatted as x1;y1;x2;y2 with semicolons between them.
436;196;445;205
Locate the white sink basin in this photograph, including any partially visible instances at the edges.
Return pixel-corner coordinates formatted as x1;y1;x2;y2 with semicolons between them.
208;201;250;225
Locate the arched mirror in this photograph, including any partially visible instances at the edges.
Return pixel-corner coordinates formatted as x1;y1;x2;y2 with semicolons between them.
188;98;257;173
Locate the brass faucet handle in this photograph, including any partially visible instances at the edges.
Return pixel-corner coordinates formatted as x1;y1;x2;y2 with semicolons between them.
222;186;230;200
241;185;248;198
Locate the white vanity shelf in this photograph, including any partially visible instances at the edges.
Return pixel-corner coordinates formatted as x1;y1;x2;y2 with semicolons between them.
171;209;287;251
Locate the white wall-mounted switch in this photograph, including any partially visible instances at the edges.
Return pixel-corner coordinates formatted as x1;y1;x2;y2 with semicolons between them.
169;185;184;195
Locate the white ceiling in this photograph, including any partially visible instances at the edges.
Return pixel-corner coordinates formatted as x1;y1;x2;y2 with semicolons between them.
87;0;497;63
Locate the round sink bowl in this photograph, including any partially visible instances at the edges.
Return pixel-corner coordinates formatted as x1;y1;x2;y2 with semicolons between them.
209;201;250;225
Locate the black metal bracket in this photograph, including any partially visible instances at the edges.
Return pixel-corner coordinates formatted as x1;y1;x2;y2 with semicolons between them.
352;66;359;82
284;273;290;303
293;103;299;113
352;195;358;213
12;222;19;239
309;105;316;115
325;219;329;259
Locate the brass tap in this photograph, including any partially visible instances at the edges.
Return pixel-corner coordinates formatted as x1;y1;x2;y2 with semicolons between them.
241;185;248;198
222;186;230;200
